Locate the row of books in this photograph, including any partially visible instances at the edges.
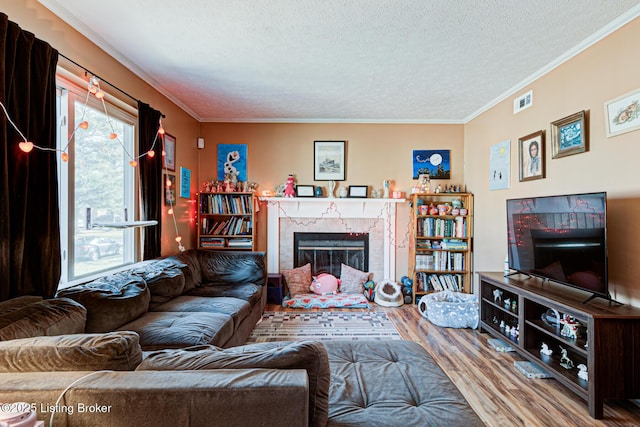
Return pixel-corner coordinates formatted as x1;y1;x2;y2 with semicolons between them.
200;194;253;215
200;237;253;248
416;251;464;271
416;272;464;292
202;217;252;236
417;217;466;238
416;238;468;250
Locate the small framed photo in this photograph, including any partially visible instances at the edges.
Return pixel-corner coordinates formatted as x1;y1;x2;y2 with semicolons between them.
164;174;176;206
604;88;640;137
179;167;191;198
551;110;587;159
518;130;545;182
163;133;176;171
296;185;315;197
314;140;346;181
348;185;368;198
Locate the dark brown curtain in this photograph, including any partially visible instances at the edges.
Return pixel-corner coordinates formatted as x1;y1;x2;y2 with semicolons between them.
0;14;60;301
138;101;163;260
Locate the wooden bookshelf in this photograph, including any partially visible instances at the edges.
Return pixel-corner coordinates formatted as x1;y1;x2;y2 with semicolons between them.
197;192;256;250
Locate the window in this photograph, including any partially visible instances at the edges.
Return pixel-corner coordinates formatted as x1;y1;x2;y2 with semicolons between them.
57;78;137;287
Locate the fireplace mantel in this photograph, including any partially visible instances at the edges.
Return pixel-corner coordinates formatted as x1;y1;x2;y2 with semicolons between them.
260;197;405;279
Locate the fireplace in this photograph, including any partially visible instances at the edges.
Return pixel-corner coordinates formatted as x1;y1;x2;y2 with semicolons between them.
261;198;405;281
294;232;369;277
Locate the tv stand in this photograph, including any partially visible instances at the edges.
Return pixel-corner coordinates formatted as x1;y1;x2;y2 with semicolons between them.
479;272;640;419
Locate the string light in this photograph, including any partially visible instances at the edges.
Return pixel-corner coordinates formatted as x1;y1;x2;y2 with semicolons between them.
1;73;185;252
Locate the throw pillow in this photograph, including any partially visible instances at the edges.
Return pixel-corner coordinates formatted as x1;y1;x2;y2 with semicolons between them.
339;263;370;294
138;341;330;427
282;263;312;297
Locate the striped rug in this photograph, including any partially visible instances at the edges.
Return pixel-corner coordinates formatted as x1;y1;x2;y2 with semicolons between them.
246;311;403;343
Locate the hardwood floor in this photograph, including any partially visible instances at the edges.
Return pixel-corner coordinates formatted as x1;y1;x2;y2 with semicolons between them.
266;303;640;426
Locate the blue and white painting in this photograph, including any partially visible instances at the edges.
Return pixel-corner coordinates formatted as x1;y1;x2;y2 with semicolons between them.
490;140;510;191
412;150;450;179
217;144;248;181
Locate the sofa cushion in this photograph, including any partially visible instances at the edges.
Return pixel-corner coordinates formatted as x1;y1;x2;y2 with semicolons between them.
0;331;142;372
118;311;234;350
130;258;186;309
137;341;329;427
0;295;43;313
187;283;262;306
197;250;266;287
57;273;150;333
173;251;202;292
152;296;250;332
0;298;86;341
282;263;312;297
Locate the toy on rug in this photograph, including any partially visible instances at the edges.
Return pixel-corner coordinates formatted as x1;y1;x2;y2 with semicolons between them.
310;273;339;295
374;280;404;307
363;280;376;301
283;174;296;198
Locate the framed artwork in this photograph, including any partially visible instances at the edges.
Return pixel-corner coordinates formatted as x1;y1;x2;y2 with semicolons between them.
295;185;315;197
489;140;510;191
163;133;176;171
314;140;346;181
412;150;450;179
518;130;545;182
217;144;248;181
179;167;191;199
604;88;640;137
551;111;587;159
348;185;368;198
164;174;176;206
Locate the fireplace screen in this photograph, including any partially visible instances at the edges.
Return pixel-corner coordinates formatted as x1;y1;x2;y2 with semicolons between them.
294;232;369;277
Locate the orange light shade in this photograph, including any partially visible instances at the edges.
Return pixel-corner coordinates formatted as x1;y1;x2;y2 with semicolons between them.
95;91;105;99
19;141;34;153
109;133;117;139
162;150;166;157
129;160;137;167
61;152;69;162
167;208;174;215
175;236;182;243
147;150;155;158
158;127;165;135
166;179;172;187
79;121;89;129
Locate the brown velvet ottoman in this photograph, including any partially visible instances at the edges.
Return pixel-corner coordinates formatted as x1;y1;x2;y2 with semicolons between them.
323;340;484;427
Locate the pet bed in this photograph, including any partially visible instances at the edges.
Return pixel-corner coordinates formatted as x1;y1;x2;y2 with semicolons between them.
282;293;370;309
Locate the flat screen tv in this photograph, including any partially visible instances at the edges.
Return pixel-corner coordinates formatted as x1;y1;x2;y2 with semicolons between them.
506;192;609;302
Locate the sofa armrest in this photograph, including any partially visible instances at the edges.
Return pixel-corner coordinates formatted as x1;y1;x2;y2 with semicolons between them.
0;369;308;427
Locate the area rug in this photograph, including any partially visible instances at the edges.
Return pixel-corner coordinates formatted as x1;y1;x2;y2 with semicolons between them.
246;311;403;343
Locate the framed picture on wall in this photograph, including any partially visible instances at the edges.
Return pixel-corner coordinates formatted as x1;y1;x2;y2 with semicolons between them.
217;144;248;181
164;174;176;206
179;167;191;198
551;110;587;159
518;130;545;182
604;88;640;137
314;140;346;181
412;150;450;179
163;134;176;171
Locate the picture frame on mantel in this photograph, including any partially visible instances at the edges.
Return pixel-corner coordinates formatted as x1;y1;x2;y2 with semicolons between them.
163;133;176;171
551;110;587;159
348;185;368;198
314;140;346;181
295;185;315;197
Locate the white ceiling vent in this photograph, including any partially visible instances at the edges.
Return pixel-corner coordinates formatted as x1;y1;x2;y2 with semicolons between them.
513;90;533;114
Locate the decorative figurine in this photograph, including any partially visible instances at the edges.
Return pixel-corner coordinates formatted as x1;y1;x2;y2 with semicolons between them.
493;289;503;304
560;347;574;369
504;298;511;310
339;186;348;198
315;186;323;197
383;180;391;198
500;320;505;329
577;364;588;382
540;342;553;356
283;174;296;198
328;180;336;198
511;300;517;313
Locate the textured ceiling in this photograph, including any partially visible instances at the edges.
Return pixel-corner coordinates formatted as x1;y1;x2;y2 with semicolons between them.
39;0;640;123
